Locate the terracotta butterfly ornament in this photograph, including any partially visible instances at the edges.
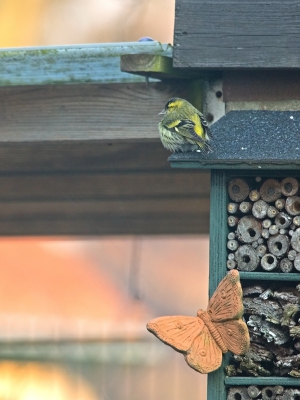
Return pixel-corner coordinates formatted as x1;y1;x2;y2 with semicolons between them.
146;270;250;374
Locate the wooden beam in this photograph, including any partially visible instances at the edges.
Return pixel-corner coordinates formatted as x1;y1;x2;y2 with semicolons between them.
0;43;212;235
0;199;210;235
0;171;209;199
0;41;172;86
173;0;300;69
223;71;300;102
0;80;210;235
0;81;195;144
0;166;210;235
120;54;204;80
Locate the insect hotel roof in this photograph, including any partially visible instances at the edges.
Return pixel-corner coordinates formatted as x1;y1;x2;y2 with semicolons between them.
169;111;300;170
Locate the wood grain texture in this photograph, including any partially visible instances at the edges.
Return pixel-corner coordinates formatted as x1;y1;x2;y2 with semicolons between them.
173;0;300;68
0;213;210;236
0;79;211;235
0;42;172;86
0;81;195;142
0;141;169;173
0;171;210;200
0;159;210;235
0;182;210;235
121;54;203;80
223;71;300;102
207;171;228;400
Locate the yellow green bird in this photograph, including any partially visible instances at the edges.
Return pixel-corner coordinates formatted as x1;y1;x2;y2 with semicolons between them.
158;97;212;153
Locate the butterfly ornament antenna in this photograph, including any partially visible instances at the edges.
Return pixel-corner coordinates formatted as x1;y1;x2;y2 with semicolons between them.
197;310;228;353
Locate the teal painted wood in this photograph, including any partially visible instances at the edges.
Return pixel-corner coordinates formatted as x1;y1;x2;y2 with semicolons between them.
240;272;300;281
0;41;172;86
170;161;300;170
225;377;300;386
207;170;228;400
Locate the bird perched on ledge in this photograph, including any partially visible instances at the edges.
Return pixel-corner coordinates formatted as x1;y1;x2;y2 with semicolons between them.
158;97;212;153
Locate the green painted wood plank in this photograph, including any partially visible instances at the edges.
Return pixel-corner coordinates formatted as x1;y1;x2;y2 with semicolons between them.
225;377;300;386
240;272;300;281
0;41;172;86
170;161;300;170
208;170;228;400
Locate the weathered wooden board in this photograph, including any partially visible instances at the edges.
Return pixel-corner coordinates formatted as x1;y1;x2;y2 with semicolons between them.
0;42;211;235
0;42;172;86
223;71;300;102
0;81;197;143
173;0;300;69
0;202;209;236
0;171;209;200
0;141;168;173
0;169;209;235
0;80;210;235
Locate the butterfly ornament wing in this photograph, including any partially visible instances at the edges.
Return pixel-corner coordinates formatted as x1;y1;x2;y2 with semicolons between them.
146;316;203;353
185;324;223;373
146;270;250;374
146;315;223;373
207;270;250;355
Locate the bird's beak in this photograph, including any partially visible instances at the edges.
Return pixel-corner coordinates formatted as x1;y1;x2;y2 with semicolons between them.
159;109;166;115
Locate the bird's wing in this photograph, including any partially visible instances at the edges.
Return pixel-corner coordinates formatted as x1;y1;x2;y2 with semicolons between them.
164;118;206;143
197;112;213;141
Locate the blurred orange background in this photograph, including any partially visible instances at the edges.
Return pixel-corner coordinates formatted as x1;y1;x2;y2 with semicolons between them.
0;0;175;47
0;1;209;399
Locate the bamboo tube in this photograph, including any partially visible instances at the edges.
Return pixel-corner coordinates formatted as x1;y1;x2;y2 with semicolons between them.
262;229;270;239
261;253;278;271
257;244;267;257
275;198;286;210
252;200;268;219
294;253;300;272
269;225;279;235
279;258;293;273
260;179;281;202
227;239;238;251
293;216;300;226
227;259;236;270
228;202;239;214
281;177;299;196
228;387;251;400
235;245;260;271
237;216;262;243
285;196;300;216
262;219;272;229
275;212;291;229
228;216;239;227
228;178;249;202
291;228;300;252
249;189;260;202
247;385;261;399
262;386;277;400
239;201;252;213
267;206;279;219
267;234;289;257
288;250;297;260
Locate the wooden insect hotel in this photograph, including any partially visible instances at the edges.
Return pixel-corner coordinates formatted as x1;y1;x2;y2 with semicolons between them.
165;1;300;399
